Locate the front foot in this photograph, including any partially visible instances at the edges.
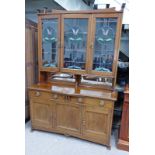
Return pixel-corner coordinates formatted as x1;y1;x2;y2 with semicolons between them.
107;145;111;150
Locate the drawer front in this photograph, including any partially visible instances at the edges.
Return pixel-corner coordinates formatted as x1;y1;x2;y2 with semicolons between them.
29;90;114;110
29;90;52;101
83;97;113;109
51;95;114;110
29;91;81;104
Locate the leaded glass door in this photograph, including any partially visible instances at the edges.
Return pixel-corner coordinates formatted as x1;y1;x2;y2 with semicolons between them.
89;14;122;77
61;14;91;74
39;15;60;72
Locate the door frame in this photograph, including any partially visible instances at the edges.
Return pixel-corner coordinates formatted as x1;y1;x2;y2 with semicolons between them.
60;14;92;75
88;13;123;80
38;14;61;72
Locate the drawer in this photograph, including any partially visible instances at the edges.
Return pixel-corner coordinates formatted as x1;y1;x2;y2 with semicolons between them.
83;97;113;109
29;90;52;101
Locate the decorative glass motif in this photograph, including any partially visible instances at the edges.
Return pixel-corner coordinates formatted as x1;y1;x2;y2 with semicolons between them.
93;18;117;72
63;18;88;70
42;19;58;67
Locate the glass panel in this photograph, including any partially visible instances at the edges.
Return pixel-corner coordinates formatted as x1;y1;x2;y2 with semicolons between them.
63;18;88;70
42;18;58;67
93;18;117;72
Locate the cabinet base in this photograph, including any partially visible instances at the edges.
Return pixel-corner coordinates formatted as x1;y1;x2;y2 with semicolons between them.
117;139;129;151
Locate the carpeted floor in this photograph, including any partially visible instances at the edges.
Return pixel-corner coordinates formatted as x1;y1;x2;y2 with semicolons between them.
25;121;129;155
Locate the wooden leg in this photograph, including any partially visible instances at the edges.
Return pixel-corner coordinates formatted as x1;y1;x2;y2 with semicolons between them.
64;133;70;137
31;126;34;132
117;139;129;151
107;145;111;150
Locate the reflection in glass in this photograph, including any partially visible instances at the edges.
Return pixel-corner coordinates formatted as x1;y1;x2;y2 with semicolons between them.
63;18;88;70
93;18;117;72
42;19;58;67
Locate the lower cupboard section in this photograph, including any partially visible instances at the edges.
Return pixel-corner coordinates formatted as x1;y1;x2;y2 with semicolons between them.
30;92;114;147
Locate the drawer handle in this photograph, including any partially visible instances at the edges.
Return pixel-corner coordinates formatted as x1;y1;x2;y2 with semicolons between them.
64;95;70;100
78;98;83;103
99;100;105;106
53;94;58;99
35;91;40;97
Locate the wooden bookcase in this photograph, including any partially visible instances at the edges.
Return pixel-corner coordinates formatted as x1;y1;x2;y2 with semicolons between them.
28;8;123;148
25;19;38;121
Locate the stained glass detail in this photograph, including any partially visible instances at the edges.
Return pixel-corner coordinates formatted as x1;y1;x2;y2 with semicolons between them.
93;18;117;72
63;18;88;70
42;19;58;67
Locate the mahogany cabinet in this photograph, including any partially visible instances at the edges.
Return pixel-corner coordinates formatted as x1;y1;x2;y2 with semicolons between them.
117;85;129;151
25;19;38;120
28;8;124;148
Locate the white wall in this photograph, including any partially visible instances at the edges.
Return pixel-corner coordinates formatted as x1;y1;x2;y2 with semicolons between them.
54;0;90;10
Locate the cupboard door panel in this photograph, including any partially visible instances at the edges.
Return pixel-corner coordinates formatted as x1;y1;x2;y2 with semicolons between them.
38;15;60;72
83;105;113;144
31;101;52;128
89;13;122;78
61;14;92;74
92;18;117;73
55;102;81;135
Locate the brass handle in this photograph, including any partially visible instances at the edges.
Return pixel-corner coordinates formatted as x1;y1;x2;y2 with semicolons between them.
78;98;83;103
64;95;70;101
99;100;105;106
53;94;58;99
35;91;40;97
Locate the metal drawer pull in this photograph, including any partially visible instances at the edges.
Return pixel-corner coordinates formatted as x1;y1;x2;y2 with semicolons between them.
35;91;40;97
64;95;70;100
78;98;83;103
99;100;105;106
53;94;58;99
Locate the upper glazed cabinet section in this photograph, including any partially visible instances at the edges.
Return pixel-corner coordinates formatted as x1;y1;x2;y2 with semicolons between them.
38;12;122;77
38;15;60;72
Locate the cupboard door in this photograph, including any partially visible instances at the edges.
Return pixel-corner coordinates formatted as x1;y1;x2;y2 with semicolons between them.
54;101;81;135
38;15;60;72
82;105;113;145
61;14;91;74
31;101;52;129
89;14;122;77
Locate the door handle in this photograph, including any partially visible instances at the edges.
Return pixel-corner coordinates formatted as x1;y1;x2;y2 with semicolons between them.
99;100;105;106
35;91;40;97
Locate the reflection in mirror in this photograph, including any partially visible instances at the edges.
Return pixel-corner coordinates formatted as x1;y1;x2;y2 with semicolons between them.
42;18;58;67
82;75;112;87
93;18;117;72
63;18;88;70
